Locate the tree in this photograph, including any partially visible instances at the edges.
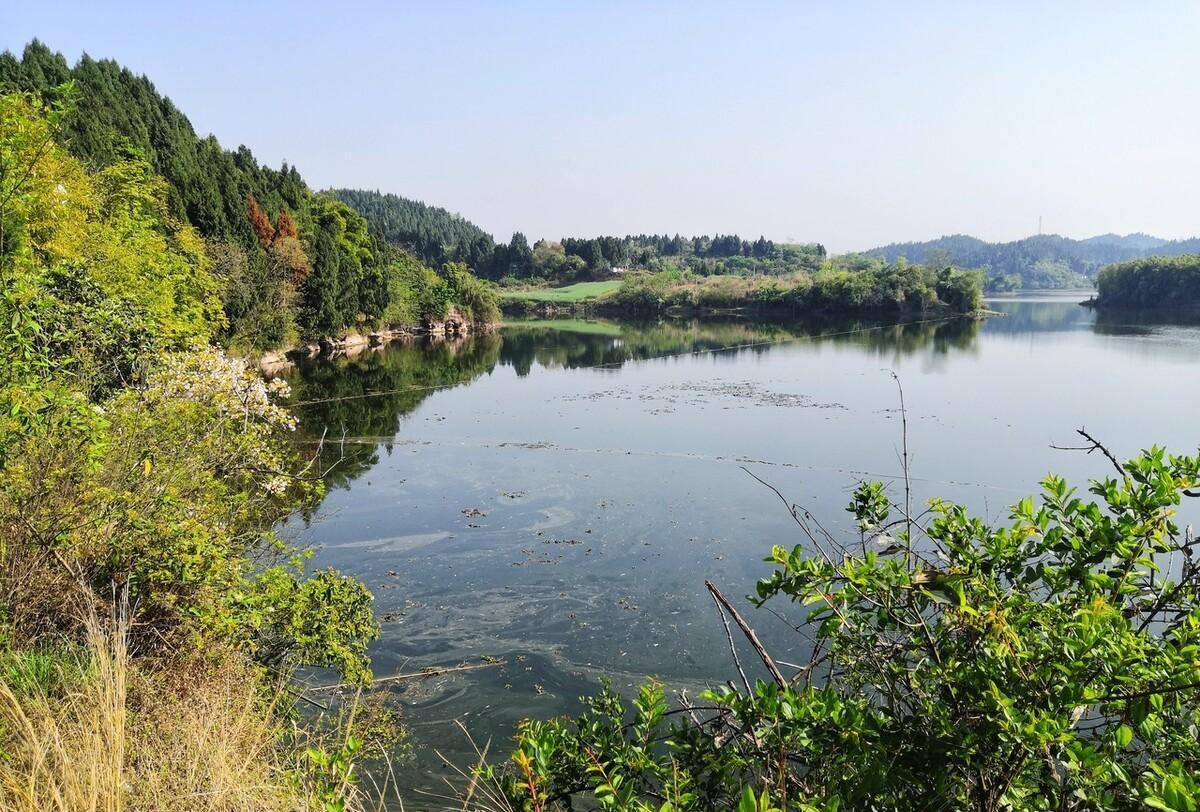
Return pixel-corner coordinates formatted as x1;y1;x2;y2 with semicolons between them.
274;207;299;242
304;222;343;334
532;239;567;277
247;195;274;250
585;240;606;272
507;231;534;276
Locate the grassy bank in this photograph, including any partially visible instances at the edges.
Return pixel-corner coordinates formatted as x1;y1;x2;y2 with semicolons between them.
497;280;624;304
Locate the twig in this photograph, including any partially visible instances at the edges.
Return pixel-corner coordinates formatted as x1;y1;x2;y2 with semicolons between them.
705;580;787;687
739;466;836;566
890;372;914;564
1091;678;1200;704
1050;427;1126;477
295;691;329;711
678;689;705;727
306;660;504;693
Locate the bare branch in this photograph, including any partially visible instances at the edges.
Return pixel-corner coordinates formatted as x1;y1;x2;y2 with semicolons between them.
705;580;787;687
1050;427;1126;477
709;586;752;693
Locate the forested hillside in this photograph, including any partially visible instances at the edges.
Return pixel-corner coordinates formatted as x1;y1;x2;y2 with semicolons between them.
864;232;1200;291
0;82;395;808
330;188;496;271
0;41;496;350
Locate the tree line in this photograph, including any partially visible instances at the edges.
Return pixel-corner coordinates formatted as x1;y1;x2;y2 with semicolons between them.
334;190;829;283
0;41;497;351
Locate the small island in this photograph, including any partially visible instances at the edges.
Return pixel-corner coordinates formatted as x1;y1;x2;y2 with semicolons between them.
1086;254;1200;309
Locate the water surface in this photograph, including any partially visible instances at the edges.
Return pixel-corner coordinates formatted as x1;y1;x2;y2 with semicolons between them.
280;291;1200;789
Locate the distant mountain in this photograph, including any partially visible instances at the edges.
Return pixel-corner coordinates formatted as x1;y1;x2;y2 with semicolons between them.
1080;233;1169;251
331;189;495;270
862;232;1200;290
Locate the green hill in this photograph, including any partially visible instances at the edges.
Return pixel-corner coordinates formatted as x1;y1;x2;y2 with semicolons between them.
331;188;495;271
863;232;1200;291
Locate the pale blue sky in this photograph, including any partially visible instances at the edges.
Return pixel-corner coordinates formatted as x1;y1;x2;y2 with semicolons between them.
4;1;1198;251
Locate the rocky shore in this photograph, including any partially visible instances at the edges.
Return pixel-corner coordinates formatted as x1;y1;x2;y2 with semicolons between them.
257;308;495;374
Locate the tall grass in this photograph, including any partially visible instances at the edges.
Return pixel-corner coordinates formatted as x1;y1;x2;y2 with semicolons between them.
0;604;396;812
0;607;128;812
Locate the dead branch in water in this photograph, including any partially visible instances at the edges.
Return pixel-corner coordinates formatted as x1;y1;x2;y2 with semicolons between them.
705;580;787;687
708;586;752;693
305;659;505;693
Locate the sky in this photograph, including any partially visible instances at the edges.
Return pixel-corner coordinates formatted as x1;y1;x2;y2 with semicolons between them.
4;1;1199;252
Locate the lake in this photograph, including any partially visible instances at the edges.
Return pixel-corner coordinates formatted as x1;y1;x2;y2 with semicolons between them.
280;290;1200;791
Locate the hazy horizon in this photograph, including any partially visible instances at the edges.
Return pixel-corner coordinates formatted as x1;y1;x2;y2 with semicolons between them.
6;1;1198;252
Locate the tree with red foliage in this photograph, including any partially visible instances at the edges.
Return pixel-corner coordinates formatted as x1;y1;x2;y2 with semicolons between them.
247;195;274;250
274;208;299;243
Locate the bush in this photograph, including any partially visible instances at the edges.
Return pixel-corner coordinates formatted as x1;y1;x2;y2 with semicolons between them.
378;253;497;326
489;446;1200;811
0;349;377;679
444;261;501;323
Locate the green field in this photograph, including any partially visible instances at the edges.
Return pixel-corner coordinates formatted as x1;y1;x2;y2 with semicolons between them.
497;280;623;303
501;317;623;335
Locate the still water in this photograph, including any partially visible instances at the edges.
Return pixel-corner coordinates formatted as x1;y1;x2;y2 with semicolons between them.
280;291;1199;787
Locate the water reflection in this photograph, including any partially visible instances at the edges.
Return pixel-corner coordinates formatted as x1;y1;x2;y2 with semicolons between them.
500;316;981;375
283;333;502;488
279;303;1197;502
983;297;1094;334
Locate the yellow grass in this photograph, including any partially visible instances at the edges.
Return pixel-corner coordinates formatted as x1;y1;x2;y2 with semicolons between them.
0;607;305;812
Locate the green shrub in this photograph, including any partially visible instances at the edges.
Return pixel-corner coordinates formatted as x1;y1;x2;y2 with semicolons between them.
444;261;501;323
492;447;1200;810
378;253;497;325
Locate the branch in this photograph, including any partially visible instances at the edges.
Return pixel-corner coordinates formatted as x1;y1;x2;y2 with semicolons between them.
1050;427;1126;477
889;372;914;560
1092;678;1200;704
705;580;787;687
709;586;752;693
305;659;504;693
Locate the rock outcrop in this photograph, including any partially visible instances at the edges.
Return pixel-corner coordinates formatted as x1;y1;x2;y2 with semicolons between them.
255;310;496;371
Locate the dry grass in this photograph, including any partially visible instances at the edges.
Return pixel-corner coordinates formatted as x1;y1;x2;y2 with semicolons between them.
0;607;305;812
0;609;129;812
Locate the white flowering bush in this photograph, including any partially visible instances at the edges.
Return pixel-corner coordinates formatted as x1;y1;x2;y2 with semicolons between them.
149;350;297;430
138;349;300;497
1;347;376;679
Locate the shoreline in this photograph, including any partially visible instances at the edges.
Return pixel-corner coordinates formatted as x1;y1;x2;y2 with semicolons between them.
501;298;988;322
255;311;498;374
